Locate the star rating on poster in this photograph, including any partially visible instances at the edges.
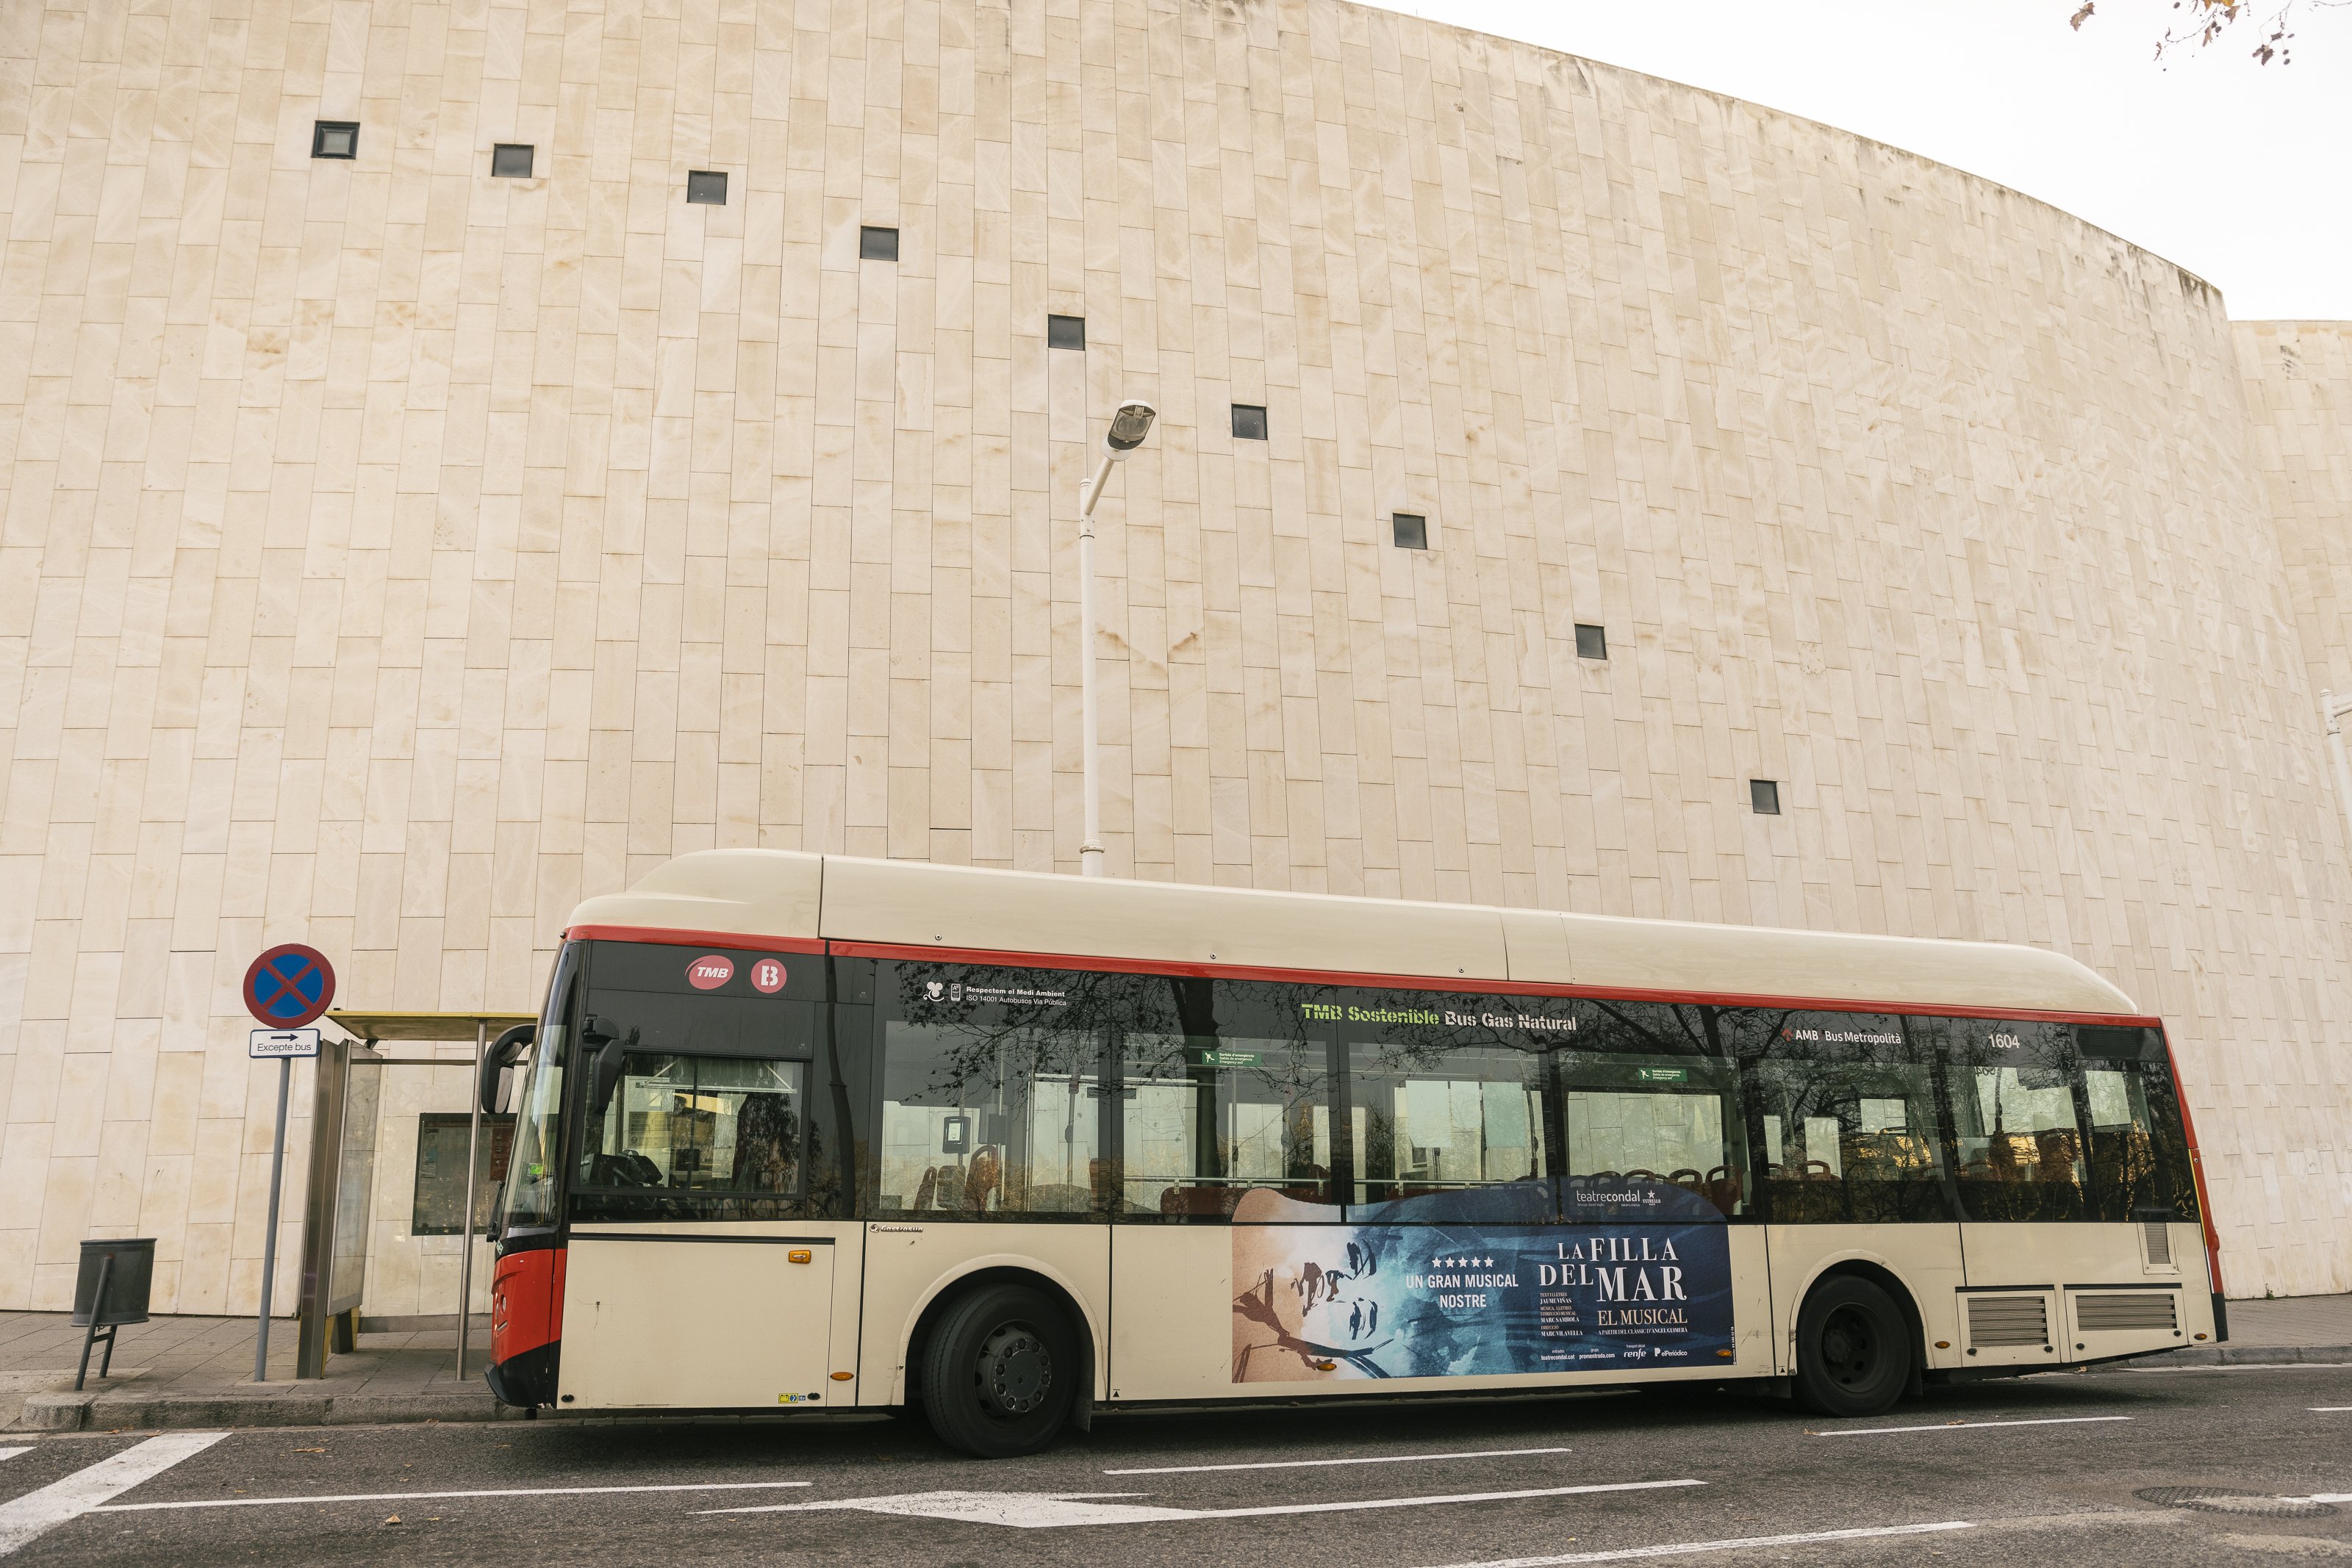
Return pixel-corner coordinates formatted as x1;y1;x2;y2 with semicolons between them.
1431;1256;1497;1269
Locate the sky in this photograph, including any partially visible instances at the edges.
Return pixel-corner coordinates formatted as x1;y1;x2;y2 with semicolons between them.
1399;0;2351;320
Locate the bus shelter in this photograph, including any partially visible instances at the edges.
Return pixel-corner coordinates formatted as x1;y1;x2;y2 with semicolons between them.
298;1010;535;1379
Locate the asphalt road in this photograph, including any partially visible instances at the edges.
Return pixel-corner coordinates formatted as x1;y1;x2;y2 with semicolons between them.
4;1364;2348;1566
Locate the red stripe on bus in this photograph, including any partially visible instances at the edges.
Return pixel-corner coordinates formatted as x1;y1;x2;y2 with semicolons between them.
563;925;824;955
816;938;2163;1027
2164;1032;2226;1295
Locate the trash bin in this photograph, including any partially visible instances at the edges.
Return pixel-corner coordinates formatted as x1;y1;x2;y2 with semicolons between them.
72;1237;155;1389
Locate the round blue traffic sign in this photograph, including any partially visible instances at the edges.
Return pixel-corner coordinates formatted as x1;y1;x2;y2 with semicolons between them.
243;943;337;1028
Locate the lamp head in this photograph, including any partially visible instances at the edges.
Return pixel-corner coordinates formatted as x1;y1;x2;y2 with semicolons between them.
1102;399;1158;460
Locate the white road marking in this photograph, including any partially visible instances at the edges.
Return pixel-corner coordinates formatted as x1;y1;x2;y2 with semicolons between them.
1419;1520;1977;1567
0;1453;26;1464
95;1479;816;1513
2311;1406;2352;1411
1813;1416;2132;1437
0;1431;228;1557
2284;1494;2352;1503
706;1478;1702;1528
1105;1445;1574;1475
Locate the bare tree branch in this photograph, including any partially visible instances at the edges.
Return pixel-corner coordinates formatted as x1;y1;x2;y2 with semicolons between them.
2071;0;2351;63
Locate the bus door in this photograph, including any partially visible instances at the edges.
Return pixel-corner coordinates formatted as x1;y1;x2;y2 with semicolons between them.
562;1229;857;1409
550;993;864;1411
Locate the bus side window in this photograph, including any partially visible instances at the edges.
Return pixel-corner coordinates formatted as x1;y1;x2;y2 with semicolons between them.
1344;1029;1548;1219
876;1021;1104;1220
2080;1044;2198;1223
1935;1019;2091;1223
1724;1010;1951;1226
1118;1032;1333;1220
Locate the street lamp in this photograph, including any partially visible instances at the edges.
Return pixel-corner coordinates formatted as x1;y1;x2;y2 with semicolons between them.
2326;691;2352;849
1077;398;1156;877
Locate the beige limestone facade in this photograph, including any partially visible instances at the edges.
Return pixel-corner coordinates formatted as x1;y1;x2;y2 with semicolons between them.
4;0;2351;1316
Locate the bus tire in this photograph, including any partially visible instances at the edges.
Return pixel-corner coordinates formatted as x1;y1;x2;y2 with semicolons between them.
919;1283;1078;1458
1793;1275;1912;1418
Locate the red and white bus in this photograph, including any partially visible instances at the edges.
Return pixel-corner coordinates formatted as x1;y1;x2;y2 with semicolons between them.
484;850;2222;1456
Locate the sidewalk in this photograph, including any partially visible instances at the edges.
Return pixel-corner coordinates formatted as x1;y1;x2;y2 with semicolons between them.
0;1310;509;1432
5;1292;2348;1433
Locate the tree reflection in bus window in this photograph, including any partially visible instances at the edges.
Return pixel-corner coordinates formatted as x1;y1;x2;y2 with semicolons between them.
1932;1019;2090;1222
1724;1010;1951;1223
1119;1035;1331;1218
878;1024;1101;1218
1558;1002;1744;1218
2080;1051;2198;1221
1346;1040;1544;1209
578;1054;805;1197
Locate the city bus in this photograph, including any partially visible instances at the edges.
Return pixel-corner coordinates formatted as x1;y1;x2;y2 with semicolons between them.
482;849;2223;1456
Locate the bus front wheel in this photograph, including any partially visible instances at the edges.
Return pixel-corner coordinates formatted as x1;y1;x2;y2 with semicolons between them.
920;1284;1078;1458
1793;1275;1912;1418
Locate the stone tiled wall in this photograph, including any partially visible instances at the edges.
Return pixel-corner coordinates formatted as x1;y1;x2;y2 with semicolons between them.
2242;324;2352;702
3;0;2350;1313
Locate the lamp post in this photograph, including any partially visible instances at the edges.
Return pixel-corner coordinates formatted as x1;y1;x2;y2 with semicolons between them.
1076;399;1157;878
2325;691;2352;850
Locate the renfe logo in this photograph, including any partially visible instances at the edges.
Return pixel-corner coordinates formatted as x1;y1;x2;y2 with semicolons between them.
750;957;786;993
686;954;734;990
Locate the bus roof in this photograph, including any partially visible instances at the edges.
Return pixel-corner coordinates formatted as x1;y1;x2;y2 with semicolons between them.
564;849;2144;1020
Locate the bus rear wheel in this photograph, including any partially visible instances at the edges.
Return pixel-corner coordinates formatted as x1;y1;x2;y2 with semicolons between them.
921;1284;1078;1458
1793;1275;1912;1418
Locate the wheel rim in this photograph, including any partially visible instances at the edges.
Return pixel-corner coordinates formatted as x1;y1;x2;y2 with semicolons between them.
1820;1303;1880;1389
974;1320;1053;1419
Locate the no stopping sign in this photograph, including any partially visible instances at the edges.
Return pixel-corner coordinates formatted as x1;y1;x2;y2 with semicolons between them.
243;943;337;1028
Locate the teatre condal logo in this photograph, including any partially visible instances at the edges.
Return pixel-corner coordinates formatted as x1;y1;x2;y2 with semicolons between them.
687;955;735;989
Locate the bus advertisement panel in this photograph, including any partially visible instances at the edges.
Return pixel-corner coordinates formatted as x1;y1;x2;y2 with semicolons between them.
1231;1218;1737;1381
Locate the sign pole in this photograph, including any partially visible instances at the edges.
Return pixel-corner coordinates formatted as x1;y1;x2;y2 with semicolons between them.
456;1018;487;1381
254;1054;292;1381
240;943;337;1384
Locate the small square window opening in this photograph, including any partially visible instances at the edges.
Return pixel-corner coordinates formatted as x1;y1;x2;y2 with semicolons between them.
1751;780;1782;816
1047;314;1086;350
686;170;728;205
1231;403;1268;441
1392;514;1427;550
312;121;359;159
1574;623;1607;660
861;226;900;262
492;143;535;179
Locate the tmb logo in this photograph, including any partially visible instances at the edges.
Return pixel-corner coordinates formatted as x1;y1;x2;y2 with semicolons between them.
686;954;735;990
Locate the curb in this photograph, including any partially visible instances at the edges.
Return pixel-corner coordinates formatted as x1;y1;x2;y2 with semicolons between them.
15;1389;522;1432
2096;1343;2352;1370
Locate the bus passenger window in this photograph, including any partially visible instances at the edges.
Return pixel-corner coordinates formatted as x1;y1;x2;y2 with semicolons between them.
1727;1010;1950;1224
2079;1046;2198;1222
1347;1038;1547;1217
878;1024;1102;1218
1118;1035;1332;1219
1555;1060;1744;1219
1933;1019;2090;1222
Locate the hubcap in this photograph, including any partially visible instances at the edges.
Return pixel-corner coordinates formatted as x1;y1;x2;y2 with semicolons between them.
1821;1304;1879;1388
975;1320;1052;1418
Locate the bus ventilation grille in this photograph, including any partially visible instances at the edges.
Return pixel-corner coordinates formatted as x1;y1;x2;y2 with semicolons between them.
2074;1292;2179;1333
1965;1295;2048;1348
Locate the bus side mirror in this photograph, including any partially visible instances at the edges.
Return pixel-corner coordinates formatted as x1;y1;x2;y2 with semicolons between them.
479;1023;534;1116
591;1031;631;1118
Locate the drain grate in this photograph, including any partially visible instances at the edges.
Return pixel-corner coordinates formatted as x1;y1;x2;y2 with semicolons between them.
2134;1486;2339;1518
